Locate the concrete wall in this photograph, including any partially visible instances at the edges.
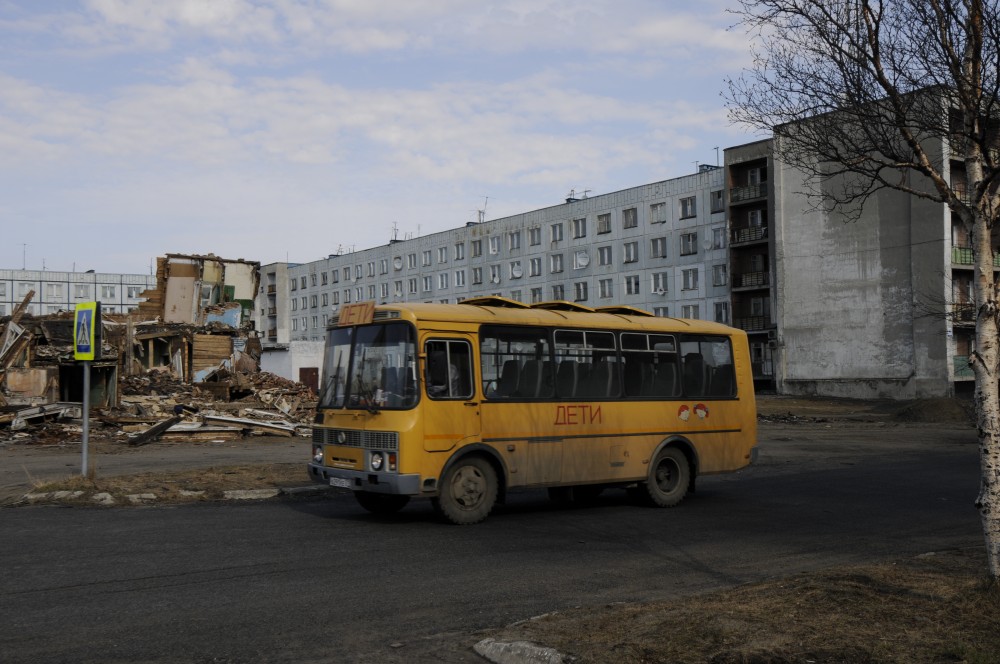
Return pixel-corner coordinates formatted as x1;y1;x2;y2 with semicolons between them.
260;340;324;384
774;147;951;398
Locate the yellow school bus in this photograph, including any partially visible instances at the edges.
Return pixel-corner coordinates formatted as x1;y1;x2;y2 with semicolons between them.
308;297;758;524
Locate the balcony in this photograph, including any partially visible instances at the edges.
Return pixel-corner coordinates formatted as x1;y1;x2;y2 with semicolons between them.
951;246;1000;266
953;355;974;380
952;303;976;324
734;315;772;331
732;271;770;289
731;225;768;245
730;183;766;203
267;285;276;294
267;329;277;340
267;307;277;317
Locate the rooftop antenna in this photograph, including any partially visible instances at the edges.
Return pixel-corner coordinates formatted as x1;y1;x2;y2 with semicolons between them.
21;243;27;270
478;196;489;223
693;161;700;172
391;222;399;242
715;146;720;166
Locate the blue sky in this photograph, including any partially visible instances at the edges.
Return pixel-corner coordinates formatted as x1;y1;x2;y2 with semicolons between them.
0;0;761;275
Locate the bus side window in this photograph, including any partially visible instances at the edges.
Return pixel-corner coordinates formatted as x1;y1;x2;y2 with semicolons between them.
425;340;473;399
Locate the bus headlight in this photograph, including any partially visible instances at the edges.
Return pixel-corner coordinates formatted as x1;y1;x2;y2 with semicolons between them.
371;452;384;471
313;446;324;463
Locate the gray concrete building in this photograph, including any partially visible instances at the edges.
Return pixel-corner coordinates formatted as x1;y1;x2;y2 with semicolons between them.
0;269;157;317
255;167;731;379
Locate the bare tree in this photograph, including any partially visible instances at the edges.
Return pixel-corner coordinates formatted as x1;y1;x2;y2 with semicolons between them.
726;0;1000;577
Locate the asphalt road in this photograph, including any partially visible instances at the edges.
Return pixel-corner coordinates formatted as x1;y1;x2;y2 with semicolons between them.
0;421;983;663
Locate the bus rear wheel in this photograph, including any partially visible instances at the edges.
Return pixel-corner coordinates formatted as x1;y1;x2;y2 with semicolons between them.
355;491;410;515
433;457;498;525
640;447;690;507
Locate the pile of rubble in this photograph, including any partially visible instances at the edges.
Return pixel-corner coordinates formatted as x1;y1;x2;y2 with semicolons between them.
2;368;316;447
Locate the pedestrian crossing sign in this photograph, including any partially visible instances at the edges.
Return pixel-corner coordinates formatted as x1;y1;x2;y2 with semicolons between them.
74;302;101;361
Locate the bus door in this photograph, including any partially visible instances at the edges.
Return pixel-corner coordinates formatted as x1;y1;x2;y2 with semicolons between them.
421;337;480;453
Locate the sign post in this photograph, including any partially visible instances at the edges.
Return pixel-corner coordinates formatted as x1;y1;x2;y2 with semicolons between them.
74;302;101;477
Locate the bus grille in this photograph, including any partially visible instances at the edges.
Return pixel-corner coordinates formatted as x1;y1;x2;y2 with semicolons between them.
312;428;399;451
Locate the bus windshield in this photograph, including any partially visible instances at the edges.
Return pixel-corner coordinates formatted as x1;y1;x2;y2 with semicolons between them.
318;322;418;410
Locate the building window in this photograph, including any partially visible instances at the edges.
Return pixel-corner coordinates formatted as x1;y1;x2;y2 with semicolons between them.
652;272;668;294
712;227;726;249
292;299;298;311
680;232;698;256
598;246;612;266
438;247;448;263
379;259;388;274
625;275;640;295
509;261;523;279
74;285;88;298
354;266;362;281
473;267;483;284
529;227;541;245
682;268;699;290
623;241;638;263
710;190;725;213
510;290;522;302
653;306;669;317
489;264;502;284
312;315;318;329
552;284;565;300
572;218;587;239
714;302;730;324
471;240;482;257
408;278;418;294
45;283;62;298
551;223;564;243
101;285;116;299
650;237;667;258
344;289;352;303
530;287;543;303
489;236;500;255
407;253;417;269
332;292;339;305
650;202;667;224
596;213;611;234
455;270;466;287
311;274;318;286
529;257;542;277
321;272;328;285
574;281;588;302
331;270;339;284
573;250;590;270
455;243;465;260
301;296;307;308
356;287;363;301
393;280;402;297
681;304;700;319
439;273;449;289
292;318;299;331
680;196;697;219
713;264;728;287
322;293;329;306
422;250;432;266
550;253;564;273
422;276;433;291
366;262;375;277
749;166;768;185
343;267;351;281
599;278;613;298
749;209;764;227
622;207;638;229
508;231;521;251
310;295;318;308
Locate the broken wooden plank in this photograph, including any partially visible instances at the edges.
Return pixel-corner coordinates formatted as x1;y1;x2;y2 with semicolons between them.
202;414;297;437
128;415;182;446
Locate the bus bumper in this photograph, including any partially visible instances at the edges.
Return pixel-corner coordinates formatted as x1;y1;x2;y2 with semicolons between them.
308;463;422;495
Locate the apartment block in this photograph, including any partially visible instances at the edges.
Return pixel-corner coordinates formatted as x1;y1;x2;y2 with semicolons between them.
0;269;157;317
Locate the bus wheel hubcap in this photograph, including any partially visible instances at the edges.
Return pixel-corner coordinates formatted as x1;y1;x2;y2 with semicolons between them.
453;467;484;507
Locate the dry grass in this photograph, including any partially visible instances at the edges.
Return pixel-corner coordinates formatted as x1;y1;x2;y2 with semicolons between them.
488;549;1000;663
26;463;308;503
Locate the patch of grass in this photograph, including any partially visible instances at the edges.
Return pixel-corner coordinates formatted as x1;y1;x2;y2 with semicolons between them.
488;549;1000;664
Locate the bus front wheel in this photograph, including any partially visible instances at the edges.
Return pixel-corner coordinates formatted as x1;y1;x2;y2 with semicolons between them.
355;491;410;515
640;447;690;507
433;457;498;525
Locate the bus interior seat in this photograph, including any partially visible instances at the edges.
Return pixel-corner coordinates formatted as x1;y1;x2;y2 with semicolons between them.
427;351;448;394
584;360;611;397
517;360;543;397
708;364;734;397
539;360;555;398
651;362;679;397
556;360;579;397
496;359;520;397
683;353;707;396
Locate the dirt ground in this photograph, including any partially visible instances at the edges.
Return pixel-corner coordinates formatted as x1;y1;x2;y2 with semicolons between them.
3;394;993;663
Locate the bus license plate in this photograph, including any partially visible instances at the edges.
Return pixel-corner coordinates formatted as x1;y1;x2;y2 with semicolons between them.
329;477;351;489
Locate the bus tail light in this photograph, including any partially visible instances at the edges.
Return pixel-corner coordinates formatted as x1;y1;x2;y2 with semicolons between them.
388;453;397;471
